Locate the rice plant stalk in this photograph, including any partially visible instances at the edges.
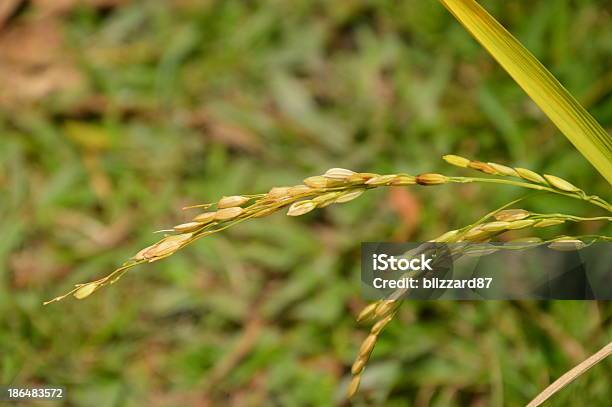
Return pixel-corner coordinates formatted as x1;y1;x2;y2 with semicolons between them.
526;341;612;406
43;156;611;403
44;158;610;305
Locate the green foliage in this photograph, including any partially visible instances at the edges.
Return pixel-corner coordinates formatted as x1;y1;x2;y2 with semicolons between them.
0;1;610;405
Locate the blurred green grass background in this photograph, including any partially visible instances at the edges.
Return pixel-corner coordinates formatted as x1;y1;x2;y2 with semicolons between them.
0;0;611;405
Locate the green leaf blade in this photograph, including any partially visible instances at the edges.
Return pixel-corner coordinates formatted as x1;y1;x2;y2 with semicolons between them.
440;0;612;184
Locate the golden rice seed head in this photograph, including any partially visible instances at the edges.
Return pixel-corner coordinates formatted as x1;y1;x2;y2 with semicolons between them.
374;300;399;318
193;211;217;223
347;174;368;183
335;188;365;203
481;221;511;232
321;176;347;187
355;172;380;181
143;242;175;260
487;162;519;177
214;206;245;221
251;207;279;218
144;233;193;259
347;375;361;398
505;219;536;230
543;174;581;193
515;168;547;184
358;334;378;358
74;282;99;299
357;302;379;322
303;176;331;188
549;239;585;251
534;219;566;228
464;245;500;257
270;195;293;205
323;167;356;180
511;237;543;244
217;195;250;209
315;200;333;209
468;161;497;174
134;244;156;261
442;154;471;168
494;209;530;222
267;186;291;199
464;226;487;240
415;173;448;186
287;185;313;196
389;175;416;185
364;174;397;186
312;192;341;205
435;230;459;243
173;221;203;233
287;200;317;216
371;314;394;335
168;233;194;244
351;357;367;376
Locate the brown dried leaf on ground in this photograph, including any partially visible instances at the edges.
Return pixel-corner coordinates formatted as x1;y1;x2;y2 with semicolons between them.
10;246;71;288
53;211;133;250
388;187;421;239
32;0;128;17
0;18;83;107
0;0;22;29
187;109;263;153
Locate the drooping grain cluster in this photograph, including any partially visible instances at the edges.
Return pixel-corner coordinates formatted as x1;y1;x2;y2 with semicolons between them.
346;205;611;397
442;155;610;208
44;155;611;400
45;156;611;304
45;168;412;303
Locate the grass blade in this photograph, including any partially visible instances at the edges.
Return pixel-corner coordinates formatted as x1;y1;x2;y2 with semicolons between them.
439;0;612;184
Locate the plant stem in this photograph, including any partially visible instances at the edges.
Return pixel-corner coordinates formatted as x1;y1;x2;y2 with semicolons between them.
449;176;611;212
